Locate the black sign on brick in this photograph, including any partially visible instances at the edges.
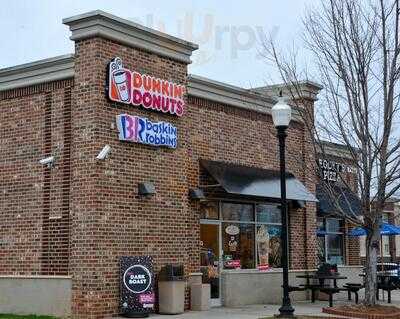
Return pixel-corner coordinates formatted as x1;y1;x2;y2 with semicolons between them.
120;256;155;318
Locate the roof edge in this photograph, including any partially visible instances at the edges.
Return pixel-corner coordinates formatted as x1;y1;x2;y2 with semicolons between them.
187;74;304;123
253;80;323;102
63;10;198;64
0;54;75;92
317;140;357;161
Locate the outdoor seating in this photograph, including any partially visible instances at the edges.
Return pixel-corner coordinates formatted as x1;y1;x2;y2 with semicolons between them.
377;279;397;303
319;287;341;307
343;283;364;304
287;285;306;292
295;264;349;307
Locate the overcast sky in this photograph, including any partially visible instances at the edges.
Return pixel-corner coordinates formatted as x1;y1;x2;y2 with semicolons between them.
0;0;317;88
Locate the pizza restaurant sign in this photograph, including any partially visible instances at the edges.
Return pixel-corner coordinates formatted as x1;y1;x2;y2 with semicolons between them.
108;57;185;116
319;158;356;182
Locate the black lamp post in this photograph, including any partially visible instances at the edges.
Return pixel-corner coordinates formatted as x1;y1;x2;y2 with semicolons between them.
272;95;294;317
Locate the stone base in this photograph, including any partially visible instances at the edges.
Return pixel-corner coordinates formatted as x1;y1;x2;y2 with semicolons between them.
158;281;185;314
190;283;210;311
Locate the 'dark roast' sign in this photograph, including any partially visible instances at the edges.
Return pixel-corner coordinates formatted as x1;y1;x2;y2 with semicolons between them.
108;57;186;116
120;256;155;317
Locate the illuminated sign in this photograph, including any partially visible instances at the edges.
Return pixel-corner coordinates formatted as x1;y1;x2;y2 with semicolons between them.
108;57;186;116
116;114;177;148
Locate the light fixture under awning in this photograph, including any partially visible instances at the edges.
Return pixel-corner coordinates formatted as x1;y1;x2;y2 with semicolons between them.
200;159;318;202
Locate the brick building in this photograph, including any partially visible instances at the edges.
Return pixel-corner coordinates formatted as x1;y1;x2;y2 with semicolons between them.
0;11;361;319
315;142;361;267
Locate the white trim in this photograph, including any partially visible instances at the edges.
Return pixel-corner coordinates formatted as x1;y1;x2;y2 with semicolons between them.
63;10;198;64
252;81;323;102
0;275;71;279
221;268;316;274
187;74;306;123
0;54;74;91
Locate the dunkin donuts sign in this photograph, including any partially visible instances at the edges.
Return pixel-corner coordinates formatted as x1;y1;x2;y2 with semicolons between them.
108;57;186;116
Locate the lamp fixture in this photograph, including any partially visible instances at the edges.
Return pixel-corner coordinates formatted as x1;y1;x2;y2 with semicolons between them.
138;182;156;196
189;188;205;200
271;93;292;128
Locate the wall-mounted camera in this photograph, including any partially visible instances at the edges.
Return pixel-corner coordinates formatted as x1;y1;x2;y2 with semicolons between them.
96;145;111;160
39;156;55;168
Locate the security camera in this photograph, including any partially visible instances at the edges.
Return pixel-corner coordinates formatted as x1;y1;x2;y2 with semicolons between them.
96;145;111;160
39;156;55;167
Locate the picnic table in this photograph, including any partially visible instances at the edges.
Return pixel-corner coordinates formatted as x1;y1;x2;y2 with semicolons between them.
297;273;347;287
360;273;399;303
296;273;348;307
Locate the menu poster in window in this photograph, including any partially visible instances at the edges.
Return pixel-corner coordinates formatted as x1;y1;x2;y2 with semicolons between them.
256;225;270;271
120;256;155;317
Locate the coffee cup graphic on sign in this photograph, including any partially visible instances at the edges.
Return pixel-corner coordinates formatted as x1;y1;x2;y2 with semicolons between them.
109;57;132;103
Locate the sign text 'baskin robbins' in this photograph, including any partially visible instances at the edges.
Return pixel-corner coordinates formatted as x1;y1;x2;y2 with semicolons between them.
116;114;177;149
108;57;186;116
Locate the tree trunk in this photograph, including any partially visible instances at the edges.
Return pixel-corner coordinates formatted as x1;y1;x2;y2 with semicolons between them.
364;226;380;305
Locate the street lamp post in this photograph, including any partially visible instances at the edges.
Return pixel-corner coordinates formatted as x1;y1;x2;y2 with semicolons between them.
272;95;294;317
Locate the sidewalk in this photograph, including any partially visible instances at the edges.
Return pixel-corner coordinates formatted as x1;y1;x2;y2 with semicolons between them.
150;301;342;318
112;290;400;319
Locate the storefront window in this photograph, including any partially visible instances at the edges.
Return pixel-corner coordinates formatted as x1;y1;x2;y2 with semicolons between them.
256;204;281;223
317;236;326;264
200;202;219;219
256;224;282;268
221;203;254;221
317;217;344;265
222;223;255;269
200;202;283;270
326;233;344;264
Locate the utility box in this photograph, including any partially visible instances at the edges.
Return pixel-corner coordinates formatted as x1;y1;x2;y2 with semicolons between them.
158;265;185;315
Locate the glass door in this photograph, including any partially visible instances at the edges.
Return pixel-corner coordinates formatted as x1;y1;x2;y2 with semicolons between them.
200;222;221;306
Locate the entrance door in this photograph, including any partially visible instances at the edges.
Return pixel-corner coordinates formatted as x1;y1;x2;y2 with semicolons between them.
200;222;221;306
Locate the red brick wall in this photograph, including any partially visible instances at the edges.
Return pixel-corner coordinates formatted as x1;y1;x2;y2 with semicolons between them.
317;152;361;266
0;80;73;275
69;37;191;318
186;97;318;270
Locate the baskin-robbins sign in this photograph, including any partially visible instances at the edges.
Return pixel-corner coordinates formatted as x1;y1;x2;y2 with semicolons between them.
116;114;177;148
120;256;155;317
108;57;186;116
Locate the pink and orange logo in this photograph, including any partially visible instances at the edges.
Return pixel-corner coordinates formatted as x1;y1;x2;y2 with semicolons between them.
108;57;186;116
109;57;132;104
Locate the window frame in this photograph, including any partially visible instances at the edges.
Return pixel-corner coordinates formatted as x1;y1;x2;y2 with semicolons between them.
200;199;283;269
318;217;345;265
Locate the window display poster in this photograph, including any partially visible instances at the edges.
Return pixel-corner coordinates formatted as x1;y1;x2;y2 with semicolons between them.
120;256;155;317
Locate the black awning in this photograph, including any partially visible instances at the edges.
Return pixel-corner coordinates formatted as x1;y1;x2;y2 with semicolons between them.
200;160;317;202
316;184;362;217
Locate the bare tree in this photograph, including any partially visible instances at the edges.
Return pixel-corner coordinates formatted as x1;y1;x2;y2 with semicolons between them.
262;0;400;305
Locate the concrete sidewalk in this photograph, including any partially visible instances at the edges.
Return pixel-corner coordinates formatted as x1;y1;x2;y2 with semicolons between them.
112;289;400;319
150;302;341;318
